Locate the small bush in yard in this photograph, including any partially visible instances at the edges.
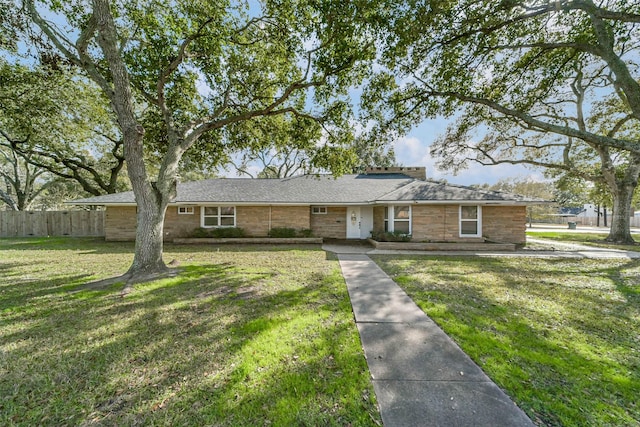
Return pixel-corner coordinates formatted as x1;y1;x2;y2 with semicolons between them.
268;227;298;238
298;228;313;237
189;227;245;238
371;230;412;242
190;227;210;237
211;227;245;238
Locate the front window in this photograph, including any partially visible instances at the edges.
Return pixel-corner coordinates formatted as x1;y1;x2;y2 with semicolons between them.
178;206;194;215
384;205;411;234
460;205;481;237
393;206;410;233
202;206;236;228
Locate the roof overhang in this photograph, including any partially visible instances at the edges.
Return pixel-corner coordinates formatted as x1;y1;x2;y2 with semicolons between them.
65;201;137;207
68;199;551;207
68;200;547;207
67;201;376;207
375;200;543;206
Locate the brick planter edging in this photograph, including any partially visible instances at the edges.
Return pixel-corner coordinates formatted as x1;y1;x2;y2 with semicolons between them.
367;239;516;251
173;237;323;245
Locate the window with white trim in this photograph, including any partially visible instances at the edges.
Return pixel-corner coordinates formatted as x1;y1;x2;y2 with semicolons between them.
460;205;482;237
312;206;327;214
178;206;194;215
202;206;236;228
384;205;411;234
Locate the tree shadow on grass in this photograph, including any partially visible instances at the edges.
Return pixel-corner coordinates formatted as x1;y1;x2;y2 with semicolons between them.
372;255;640;426
0;252;379;426
0;273;95;312
0;261;31;278
611;260;640;301
0;237;117;251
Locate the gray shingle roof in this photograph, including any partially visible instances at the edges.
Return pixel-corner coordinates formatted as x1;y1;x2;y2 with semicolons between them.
69;173;545;205
377;180;540;203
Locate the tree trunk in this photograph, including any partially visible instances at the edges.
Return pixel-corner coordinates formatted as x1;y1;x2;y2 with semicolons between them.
93;0;171;282
606;182;636;244
125;193;169;280
597;147;640;245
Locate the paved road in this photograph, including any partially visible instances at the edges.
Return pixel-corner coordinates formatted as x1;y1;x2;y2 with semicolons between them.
527;223;640;234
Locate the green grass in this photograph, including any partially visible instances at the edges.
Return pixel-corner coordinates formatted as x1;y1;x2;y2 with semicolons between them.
0;238;380;426
526;230;640;251
372;255;640;426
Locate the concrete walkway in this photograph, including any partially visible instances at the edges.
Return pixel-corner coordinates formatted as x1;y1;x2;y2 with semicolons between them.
336;253;534;427
325;237;640;425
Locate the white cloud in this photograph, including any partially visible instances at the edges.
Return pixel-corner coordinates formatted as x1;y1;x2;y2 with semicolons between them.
394;136;432;166
393;132;540;185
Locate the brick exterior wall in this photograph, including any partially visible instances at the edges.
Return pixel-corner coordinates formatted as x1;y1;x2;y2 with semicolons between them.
269;206;311;231
482;205;527;245
236;206;311;237
372;204;526;244
236;206;271;237
310;206;347;239
104;206;137;241
411;205;460;241
104;203;527;244
164;206;201;240
105;205;315;241
373;206;385;233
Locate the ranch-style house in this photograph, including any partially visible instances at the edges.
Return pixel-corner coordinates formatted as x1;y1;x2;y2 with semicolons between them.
70;167;544;245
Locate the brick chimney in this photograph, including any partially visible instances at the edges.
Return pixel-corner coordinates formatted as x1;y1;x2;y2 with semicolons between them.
365;166;426;181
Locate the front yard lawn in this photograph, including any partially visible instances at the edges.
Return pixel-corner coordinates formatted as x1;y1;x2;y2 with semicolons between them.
0;238;380;426
372;255;640;426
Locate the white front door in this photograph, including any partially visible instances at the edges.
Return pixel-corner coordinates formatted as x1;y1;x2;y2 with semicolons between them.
360;206;373;239
346;207;361;239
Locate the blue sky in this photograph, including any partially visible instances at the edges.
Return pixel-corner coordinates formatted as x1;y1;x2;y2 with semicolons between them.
391;118;539;186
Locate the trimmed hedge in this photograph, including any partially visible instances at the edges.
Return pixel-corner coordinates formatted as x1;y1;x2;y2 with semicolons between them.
189;227;245;238
268;227;313;238
370;230;412;242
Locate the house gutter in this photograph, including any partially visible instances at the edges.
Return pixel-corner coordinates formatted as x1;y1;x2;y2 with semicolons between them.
375;200;545;206
67;200;549;207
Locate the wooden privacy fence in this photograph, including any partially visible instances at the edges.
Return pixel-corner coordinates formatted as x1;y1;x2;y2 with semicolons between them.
0;211;105;237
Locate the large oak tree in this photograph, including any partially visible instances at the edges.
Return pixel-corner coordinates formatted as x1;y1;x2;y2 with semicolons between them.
0;60;127;199
365;0;640;243
25;0;377;282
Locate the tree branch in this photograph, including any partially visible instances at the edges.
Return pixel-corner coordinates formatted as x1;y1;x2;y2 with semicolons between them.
428;90;640;153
